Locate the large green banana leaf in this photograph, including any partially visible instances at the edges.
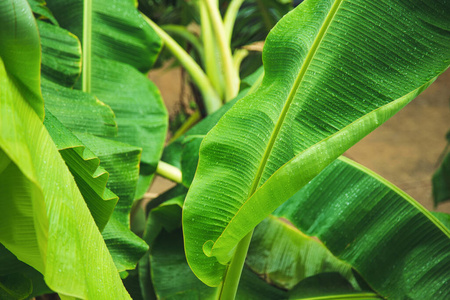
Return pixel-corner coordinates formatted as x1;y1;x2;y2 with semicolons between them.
44;111;118;231
0;1;130;298
46;0;168;182
274;157;450;299
75;133;149;271
433;131;450;206
35;10;149;271
183;0;450;287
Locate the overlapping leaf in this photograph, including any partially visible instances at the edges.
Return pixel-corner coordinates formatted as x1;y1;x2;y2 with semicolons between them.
275;157;450;299
0;2;131;297
183;0;450;286
46;0;168;179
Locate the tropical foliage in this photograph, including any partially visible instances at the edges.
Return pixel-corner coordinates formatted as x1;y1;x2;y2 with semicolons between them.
0;0;449;299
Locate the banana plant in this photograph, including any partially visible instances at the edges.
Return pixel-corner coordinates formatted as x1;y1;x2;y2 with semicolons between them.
1;0;450;299
181;0;450;299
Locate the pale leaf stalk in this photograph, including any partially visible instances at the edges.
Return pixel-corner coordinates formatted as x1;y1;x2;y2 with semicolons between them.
156;161;182;184
203;0;239;100
82;0;92;93
223;0;246;44
200;1;224;100
142;14;222;114
161;24;205;64
233;49;248;83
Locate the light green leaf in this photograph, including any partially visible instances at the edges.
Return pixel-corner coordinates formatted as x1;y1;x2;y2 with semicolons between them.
274;157;450;299
247;216;356;290
44;110;118;231
183;0;450;286
0;8;130;298
0;0;43;119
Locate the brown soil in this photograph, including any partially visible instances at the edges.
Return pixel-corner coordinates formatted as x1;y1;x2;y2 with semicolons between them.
149;67;450;213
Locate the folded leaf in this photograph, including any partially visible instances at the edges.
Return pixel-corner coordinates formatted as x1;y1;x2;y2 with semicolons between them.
47;0;168;176
75;133;149;271
183;0;450;286
44;110;118;231
274;157;450;299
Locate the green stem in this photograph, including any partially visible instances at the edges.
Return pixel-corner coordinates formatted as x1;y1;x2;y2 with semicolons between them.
223;0;246;44
82;0;92;93
200;1;224;100
161;24;205;63
142;14;222;114
156;161;182;183
218;231;253;300
168;109;201;143
203;0;239;101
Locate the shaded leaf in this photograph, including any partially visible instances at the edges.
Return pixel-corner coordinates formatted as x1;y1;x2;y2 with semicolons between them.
288;273;380;300
38;20;81;87
274;157;450;299
247;216;356;290
433;152;450;206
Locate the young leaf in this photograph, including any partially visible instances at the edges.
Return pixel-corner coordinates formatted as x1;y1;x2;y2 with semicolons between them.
183;0;450;286
274;157;450;299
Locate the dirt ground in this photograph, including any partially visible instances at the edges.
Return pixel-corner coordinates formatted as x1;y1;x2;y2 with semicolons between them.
149;67;450;213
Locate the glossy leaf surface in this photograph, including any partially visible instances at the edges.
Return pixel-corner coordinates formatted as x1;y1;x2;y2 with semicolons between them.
274;157;450;299
183;0;450;286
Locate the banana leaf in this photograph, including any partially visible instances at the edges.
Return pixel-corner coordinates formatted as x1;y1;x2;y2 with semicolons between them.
38;20;81;88
140;196;288;300
0;1;130;297
44;110;118;231
27;0;59;25
183;0;450;287
274;157;450;299
36;13;149;271
46;0;168;189
75;133;149;271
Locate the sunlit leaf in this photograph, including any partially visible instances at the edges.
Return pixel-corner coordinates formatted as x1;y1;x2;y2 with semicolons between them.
183;0;450;286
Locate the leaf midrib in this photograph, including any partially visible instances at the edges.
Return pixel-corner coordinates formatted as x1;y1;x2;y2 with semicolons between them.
249;0;345;195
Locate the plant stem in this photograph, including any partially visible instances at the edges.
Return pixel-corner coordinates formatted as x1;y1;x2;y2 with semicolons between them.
203;0;239;101
156;161;182;183
161;24;205;63
200;1;224;100
223;0;246;44
82;0;92;93
142;14;222;115
218;231;253;300
169;109;201;144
